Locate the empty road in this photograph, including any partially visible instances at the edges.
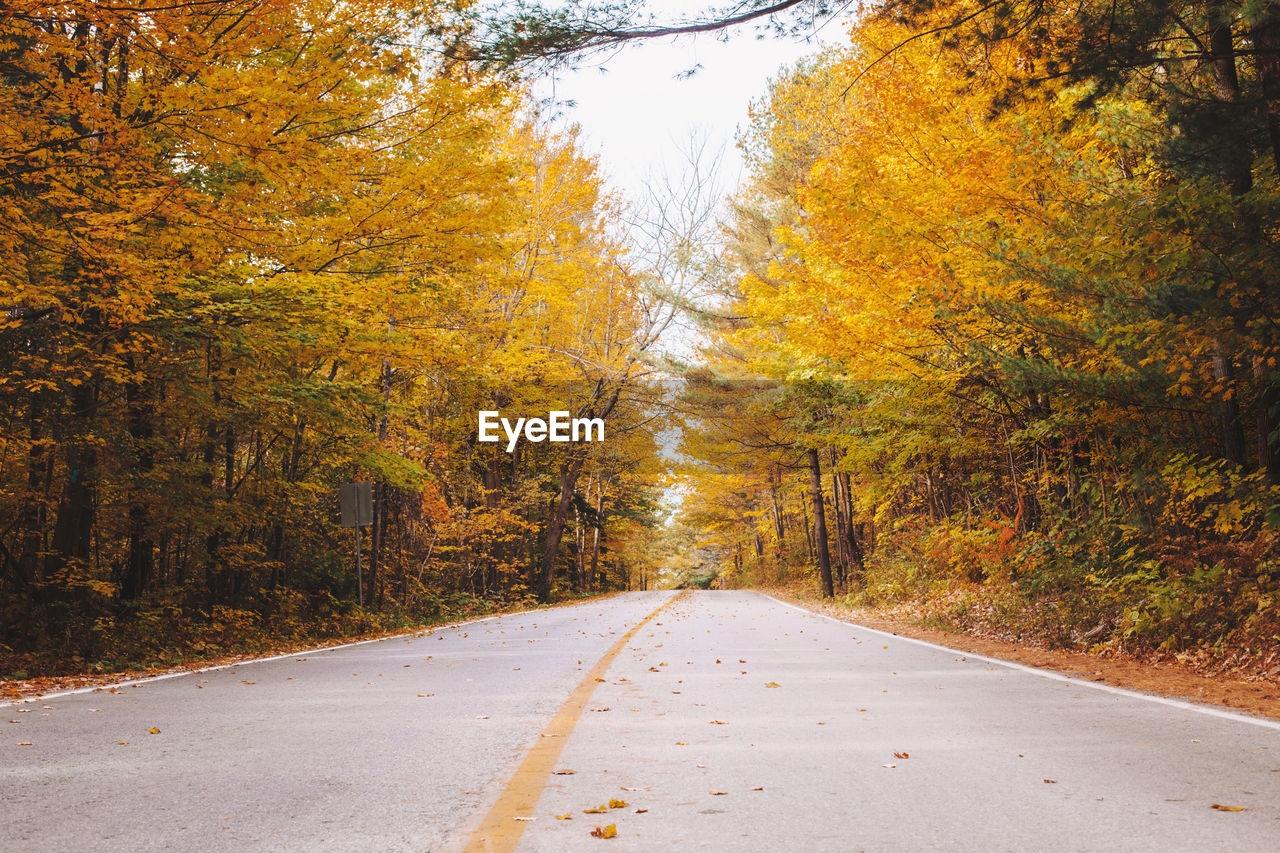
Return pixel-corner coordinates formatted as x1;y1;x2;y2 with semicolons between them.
3;591;1278;851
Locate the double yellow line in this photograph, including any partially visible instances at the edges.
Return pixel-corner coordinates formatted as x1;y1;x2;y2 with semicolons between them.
463;591;685;852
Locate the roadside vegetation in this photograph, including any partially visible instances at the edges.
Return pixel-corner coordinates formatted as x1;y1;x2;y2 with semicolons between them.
0;2;674;678
7;1;1280;684
676;5;1280;680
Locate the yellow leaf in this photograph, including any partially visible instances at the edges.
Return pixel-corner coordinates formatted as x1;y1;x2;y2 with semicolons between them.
583;805;609;814
555;814;572;820
764;682;780;688
607;799;628;809
147;727;161;734
710;790;727;796
1211;804;1245;812
589;824;617;838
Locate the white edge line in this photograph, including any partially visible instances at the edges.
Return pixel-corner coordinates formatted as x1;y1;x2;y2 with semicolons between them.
5;611;509;706
763;594;1280;732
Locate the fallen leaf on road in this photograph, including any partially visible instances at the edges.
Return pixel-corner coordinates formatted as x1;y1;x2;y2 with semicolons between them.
738;659;746;663
555;814;572;820
710;790;727;796
635;808;648;814
675;741;688;745
1211;804;1245;811
751;786;764;791
594;677;606;682
583;805;609;814
620;786;647;791
240;680;255;685
147;727;161;734
882;764;896;769
117;740;128;745
709;720;727;725
1043;779;1057;784
608;799;628;809
16;741;32;746
590;707;611;712
765;682;780;688
553;769;576;775
589;824;617;839
893;752;909;759
513;816;537;822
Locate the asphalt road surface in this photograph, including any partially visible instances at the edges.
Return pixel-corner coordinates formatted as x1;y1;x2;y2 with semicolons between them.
3;590;1278;851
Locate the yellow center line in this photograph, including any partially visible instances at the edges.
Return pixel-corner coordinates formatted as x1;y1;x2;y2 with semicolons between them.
462;590;687;852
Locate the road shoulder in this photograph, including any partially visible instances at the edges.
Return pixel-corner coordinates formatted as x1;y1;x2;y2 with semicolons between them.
1;591;624;705
765;587;1280;721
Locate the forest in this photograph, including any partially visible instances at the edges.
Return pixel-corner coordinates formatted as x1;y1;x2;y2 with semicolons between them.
677;0;1280;676
4;0;1280;681
0;0;681;675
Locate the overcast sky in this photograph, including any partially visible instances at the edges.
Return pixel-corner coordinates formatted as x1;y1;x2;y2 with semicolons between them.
532;5;854;204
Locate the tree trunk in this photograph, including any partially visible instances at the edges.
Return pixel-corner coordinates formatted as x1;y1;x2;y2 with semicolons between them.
807;448;834;598
540;383;623;601
16;393;49;589
121;374;155;601
1253;3;1280;173
590;485;604;589
540;453;585;601
1212;337;1248;466
47;380;98;577
840;472;865;578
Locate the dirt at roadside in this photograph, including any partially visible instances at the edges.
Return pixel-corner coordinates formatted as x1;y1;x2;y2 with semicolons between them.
767;588;1280;722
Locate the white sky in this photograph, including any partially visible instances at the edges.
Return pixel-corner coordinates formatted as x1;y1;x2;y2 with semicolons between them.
532;5;854;204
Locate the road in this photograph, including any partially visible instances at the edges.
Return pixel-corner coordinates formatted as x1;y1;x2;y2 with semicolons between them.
3;591;1278;851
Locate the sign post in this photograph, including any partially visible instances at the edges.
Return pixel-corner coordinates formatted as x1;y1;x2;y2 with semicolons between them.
340;482;373;606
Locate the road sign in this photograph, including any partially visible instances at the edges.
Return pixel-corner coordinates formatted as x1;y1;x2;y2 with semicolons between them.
340;482;373;528
340;482;373;606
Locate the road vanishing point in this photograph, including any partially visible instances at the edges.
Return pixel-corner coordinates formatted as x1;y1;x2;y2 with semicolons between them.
4;591;1278;851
